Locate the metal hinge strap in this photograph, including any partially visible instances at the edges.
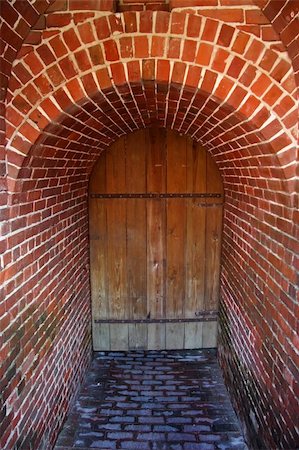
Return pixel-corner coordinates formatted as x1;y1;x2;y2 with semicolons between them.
94;314;218;324
90;193;222;199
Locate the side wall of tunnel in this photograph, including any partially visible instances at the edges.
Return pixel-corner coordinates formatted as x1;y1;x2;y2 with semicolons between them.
0;3;298;450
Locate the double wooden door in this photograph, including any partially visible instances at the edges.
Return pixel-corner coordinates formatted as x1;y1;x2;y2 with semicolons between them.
89;128;223;350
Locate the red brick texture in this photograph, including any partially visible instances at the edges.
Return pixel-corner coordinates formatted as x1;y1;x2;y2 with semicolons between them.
0;2;298;450
0;0;55;208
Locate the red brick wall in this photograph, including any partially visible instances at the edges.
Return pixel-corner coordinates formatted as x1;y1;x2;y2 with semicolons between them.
260;0;299;85
0;1;298;449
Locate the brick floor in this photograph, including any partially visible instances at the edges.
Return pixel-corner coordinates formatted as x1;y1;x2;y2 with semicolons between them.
55;349;248;450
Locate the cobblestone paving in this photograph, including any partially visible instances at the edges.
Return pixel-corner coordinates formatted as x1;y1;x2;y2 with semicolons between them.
55;349;247;450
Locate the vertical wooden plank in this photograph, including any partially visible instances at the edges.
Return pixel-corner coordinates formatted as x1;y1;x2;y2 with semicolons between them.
185;201;206;318
147;323;166;350
147;199;165;319
166;198;186;318
184;322;203;349
106;136;126;193
202;321;218;348
126;130;147;193
147;127;166;193
205;145;223;312
147;128;166;320
106;198;127;319
110;324;129;350
125;130;147;328
126;198;147;319
166;130;187;319
204;206;223;311
89;152;110;349
166;130;187;194
92;324;110;351
185;142;207;319
186;141;207;194
90;199;108;320
106;139;127;319
165;323;185;349
129;324;147;350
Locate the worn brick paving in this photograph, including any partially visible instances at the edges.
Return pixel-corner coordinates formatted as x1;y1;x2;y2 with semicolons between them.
55;350;247;450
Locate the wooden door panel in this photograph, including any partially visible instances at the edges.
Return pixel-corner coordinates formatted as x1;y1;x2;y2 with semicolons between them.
89;128;223;350
106;137;126;193
129;323;148;350
185;322;203;349
187;141;206;193
93;323;110;350
185;200;206;318
90;153;108;321
126;129;146;192
147;128;166;192
106;199;127;319
90;199;108;320
202;321;218;348
166;323;185;350
110;324;129;350
147;199;165;319
166;131;187;193
148;323;166;350
166;198;186;319
127;198;147;319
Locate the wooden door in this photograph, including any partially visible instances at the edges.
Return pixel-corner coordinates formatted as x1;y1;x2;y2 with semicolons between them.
89;128;223;350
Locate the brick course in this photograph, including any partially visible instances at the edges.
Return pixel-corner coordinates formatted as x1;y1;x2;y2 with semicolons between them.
0;1;298;449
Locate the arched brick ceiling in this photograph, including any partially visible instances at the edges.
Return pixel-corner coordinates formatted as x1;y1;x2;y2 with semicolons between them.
0;0;54;96
5;12;297;195
1;0;298;96
255;0;299;84
0;0;55;188
15;79;294;210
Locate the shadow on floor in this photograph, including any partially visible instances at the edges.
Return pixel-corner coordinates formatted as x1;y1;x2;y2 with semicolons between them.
55;349;247;450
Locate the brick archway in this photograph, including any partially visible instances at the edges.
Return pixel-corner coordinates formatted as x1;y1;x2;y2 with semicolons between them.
6;11;297;190
1;6;298;450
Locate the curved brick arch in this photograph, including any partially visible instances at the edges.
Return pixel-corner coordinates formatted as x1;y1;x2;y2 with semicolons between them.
5;72;297;450
5;12;297;192
1;6;298;450
254;0;299;84
11;77;294;196
0;0;55;195
0;0;55;94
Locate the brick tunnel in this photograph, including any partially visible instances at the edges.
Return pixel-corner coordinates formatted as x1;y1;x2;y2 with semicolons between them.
0;0;298;449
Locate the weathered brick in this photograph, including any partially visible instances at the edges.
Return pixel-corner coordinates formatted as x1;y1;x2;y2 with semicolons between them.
1;5;298;450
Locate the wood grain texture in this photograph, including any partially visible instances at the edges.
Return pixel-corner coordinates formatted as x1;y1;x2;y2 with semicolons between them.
110;324;129;350
93;323;110;351
148;323;166;350
202;321;218;348
106;199;127;319
166;131;187;318
89;128;223;350
147;198;165;319
166;323;185;349
205;206;223;311
185;200;206;318
184;322;203;349
89;151;108;339
127;198;147;319
129;323;147;350
166;198;186;318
